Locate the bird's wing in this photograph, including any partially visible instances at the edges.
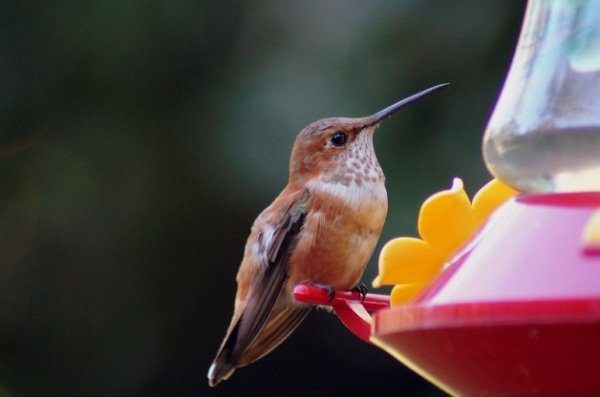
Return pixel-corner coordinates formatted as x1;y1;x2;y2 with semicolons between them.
208;189;311;386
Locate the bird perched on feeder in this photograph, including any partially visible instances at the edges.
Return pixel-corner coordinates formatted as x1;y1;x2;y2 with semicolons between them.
208;84;449;387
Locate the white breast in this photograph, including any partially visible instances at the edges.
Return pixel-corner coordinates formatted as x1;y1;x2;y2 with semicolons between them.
307;178;387;210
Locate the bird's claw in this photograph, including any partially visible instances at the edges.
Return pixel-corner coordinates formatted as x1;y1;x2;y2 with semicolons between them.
352;283;368;303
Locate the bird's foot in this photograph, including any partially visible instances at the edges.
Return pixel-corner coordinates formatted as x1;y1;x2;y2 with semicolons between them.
352;283;368;303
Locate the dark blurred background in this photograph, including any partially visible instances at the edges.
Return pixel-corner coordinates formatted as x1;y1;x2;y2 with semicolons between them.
0;1;524;396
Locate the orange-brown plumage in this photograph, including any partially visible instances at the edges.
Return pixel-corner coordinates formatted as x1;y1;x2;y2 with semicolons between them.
208;84;448;387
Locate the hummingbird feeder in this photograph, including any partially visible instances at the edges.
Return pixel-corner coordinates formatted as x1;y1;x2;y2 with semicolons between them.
295;1;600;396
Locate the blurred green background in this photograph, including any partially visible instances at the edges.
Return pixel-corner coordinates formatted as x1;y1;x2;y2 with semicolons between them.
1;1;524;396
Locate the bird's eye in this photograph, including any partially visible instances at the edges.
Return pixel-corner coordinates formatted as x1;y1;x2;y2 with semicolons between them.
330;131;348;147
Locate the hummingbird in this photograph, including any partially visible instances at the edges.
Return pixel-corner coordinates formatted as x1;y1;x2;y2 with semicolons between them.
208;83;448;387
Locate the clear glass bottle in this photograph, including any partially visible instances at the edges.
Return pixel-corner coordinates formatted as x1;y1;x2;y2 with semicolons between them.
483;0;600;193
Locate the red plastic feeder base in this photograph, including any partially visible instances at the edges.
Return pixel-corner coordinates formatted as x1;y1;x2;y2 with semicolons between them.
372;192;600;396
373;300;600;396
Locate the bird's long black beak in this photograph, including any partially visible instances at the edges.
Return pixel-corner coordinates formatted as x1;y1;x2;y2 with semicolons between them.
366;83;450;126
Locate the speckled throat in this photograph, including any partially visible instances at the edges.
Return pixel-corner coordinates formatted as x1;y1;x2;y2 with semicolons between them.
321;129;384;188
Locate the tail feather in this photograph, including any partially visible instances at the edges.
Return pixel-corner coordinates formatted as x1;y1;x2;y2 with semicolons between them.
207;306;311;386
236;306;310;365
207;356;236;387
207;316;241;387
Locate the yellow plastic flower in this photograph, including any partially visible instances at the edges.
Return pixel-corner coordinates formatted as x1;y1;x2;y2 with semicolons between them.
582;209;600;252
373;178;518;306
